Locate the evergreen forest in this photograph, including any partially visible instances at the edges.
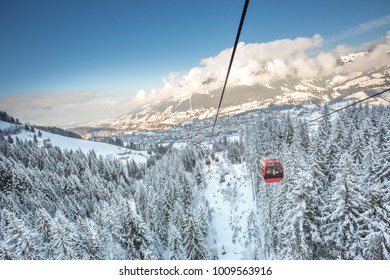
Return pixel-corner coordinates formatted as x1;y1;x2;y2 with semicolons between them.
0;104;389;259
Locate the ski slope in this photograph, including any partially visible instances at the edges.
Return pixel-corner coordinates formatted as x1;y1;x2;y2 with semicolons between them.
204;153;259;260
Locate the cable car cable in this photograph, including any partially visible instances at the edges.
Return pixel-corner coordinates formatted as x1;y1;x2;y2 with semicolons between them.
291;87;390;133
209;0;250;144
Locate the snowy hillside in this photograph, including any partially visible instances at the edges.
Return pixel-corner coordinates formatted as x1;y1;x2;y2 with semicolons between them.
1;120;147;164
204;154;257;259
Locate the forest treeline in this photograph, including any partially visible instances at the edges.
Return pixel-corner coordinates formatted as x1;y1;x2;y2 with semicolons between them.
0;111;21;125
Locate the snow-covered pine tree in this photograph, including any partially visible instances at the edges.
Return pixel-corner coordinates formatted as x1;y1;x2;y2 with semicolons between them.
325;118;343;183
359;129;390;259
74;218;101;259
50;211;78;259
278;134;321;259
193;161;206;189
360;182;390;259
284;113;295;146
167;222;186;260
245;210;264;259
308;136;328;259
376;129;390;183
318;104;332;143
2;210;38;259
349;129;365;165
33;208;54;259
114;199;157;259
323;152;364;259
183;209;208;260
0;155;14;193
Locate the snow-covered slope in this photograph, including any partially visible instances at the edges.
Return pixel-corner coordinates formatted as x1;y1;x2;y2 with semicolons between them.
204;152;259;259
1;121;147;164
0;120;17;131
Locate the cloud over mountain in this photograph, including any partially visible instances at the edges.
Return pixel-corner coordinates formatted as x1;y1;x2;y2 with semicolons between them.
1;31;389;127
134;31;390;106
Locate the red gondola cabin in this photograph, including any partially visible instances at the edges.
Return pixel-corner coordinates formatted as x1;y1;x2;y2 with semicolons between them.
205;158;211;166
259;157;284;183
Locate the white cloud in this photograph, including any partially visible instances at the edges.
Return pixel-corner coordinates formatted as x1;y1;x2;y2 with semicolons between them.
330;14;390;42
134;89;147;102
133;34;332;103
344;31;390;73
135;31;390;108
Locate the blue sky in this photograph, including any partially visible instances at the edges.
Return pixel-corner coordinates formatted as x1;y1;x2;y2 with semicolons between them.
0;0;389;126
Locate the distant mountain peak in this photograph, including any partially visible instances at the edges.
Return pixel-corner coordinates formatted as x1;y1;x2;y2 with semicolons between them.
74;51;389;138
339;51;369;65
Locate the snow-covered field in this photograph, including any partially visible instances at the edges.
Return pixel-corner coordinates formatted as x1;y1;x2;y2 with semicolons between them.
1;121;148;164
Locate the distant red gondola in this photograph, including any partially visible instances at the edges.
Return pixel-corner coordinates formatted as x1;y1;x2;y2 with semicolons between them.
259;157;284;183
205;158;211;166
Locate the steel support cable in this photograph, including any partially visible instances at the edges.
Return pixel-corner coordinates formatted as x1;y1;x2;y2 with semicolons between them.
209;0;250;143
292;87;390;132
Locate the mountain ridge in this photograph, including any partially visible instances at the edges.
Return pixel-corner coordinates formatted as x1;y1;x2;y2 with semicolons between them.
70;51;390;138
